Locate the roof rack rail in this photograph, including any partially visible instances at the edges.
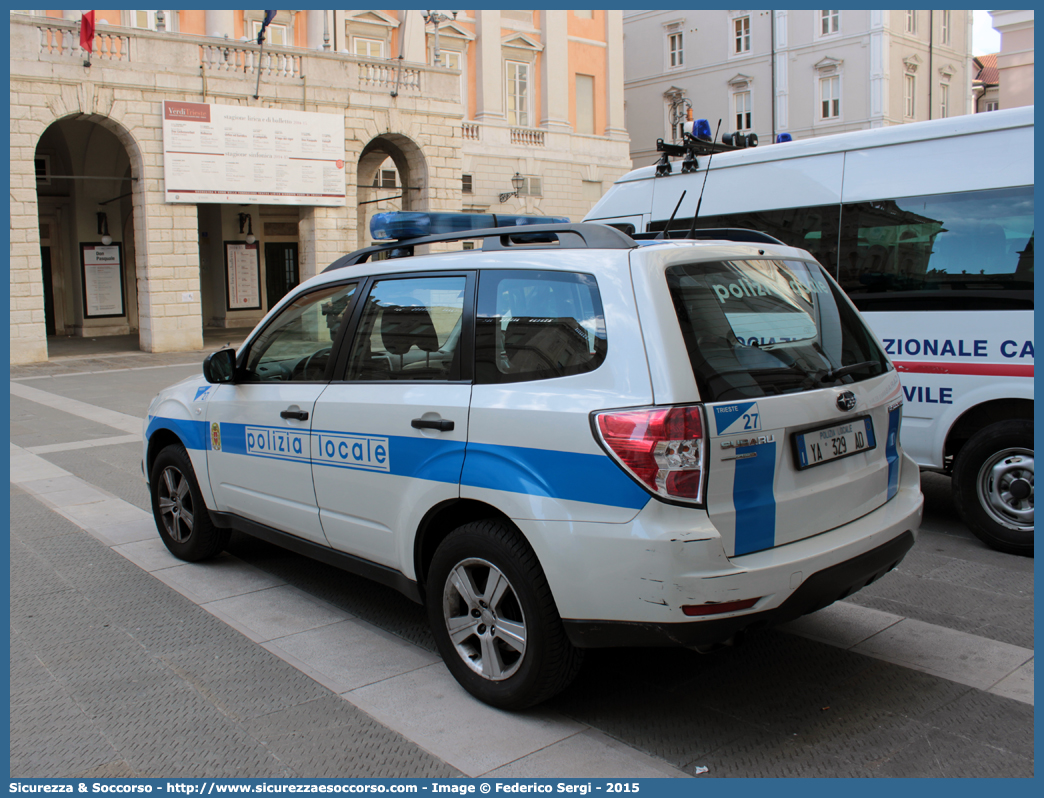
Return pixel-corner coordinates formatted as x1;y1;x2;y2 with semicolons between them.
323;222;636;272
633;227;786;246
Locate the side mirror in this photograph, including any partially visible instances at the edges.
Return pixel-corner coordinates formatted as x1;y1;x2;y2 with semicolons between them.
203;348;237;384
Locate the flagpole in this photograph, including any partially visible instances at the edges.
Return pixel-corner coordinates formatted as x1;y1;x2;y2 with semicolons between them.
254;37;264;99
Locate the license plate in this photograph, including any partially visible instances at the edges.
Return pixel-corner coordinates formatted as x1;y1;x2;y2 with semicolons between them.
793;416;876;470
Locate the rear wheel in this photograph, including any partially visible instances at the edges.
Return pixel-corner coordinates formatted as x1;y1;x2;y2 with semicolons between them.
426;520;583;709
150;444;230;561
952;420;1033;556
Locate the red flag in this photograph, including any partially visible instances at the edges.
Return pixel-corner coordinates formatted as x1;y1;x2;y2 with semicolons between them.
80;11;95;53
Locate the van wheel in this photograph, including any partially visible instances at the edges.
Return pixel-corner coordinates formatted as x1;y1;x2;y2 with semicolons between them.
426;520;583;709
150;444;230;561
952;421;1033;556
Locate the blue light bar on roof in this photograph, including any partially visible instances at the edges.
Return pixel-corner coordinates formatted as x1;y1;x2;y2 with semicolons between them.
370;211;569;241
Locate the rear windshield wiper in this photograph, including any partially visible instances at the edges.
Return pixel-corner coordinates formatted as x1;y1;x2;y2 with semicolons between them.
817;360;879;384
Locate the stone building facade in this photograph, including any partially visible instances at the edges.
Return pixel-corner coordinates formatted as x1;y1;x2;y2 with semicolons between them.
623;9;974;168
10;10;630;363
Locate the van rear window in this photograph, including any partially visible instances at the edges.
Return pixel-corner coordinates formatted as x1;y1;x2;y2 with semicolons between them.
666;259;889;402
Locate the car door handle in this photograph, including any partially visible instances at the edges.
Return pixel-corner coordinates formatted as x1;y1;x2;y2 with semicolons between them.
280;409;309;421
412;418;454;432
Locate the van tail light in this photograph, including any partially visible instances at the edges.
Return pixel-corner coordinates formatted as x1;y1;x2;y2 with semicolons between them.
593;405;706;504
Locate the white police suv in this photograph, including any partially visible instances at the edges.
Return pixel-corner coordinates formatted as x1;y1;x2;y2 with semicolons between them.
143;211;923;709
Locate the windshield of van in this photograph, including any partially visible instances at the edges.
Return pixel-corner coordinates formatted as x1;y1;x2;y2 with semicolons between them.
666;259;890;401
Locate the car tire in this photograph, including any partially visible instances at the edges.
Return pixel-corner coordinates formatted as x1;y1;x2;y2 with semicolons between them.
952;420;1033;556
150;444;230;562
426;520;583;709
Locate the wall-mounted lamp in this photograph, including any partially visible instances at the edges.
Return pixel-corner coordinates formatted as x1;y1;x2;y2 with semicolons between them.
97;211;112;245
238;213;255;244
499;172;525;203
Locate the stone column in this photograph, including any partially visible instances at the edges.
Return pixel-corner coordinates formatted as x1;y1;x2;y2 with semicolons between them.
399;10;427;63
604;11;628;140
134;160;204;353
299;207;350;281
305;10;329;50
9;126;48;364
204;10;235;39
474;10;503;122
540;10;571;131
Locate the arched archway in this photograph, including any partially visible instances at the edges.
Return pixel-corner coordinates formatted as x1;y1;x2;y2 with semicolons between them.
356;134;429;248
33;113;147;354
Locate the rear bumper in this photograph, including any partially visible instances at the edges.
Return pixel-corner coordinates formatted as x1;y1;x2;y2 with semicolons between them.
564;528;914;648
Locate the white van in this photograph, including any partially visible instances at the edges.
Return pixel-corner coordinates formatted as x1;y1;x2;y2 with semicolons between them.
586;107;1034;555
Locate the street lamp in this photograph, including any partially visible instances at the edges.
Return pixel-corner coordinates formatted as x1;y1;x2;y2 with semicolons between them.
424;9;458;67
238;213;255;244
97;211;112;245
499;172;525;203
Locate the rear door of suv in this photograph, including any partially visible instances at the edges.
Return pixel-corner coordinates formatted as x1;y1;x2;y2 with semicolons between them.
310;270;474;569
635;246;903;557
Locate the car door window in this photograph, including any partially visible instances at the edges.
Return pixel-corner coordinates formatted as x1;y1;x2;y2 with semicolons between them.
344;276;466;381
475;269;607;384
244;282;357;382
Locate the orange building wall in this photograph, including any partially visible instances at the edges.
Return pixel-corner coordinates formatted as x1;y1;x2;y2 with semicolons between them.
179;11;205;36
568;41;606;135
567;9;605;39
93;11;122;27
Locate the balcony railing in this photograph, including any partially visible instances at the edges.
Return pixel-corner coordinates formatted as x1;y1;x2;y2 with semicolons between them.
38;22;129;62
18;16;447;100
200;41;301;80
510;128;546;146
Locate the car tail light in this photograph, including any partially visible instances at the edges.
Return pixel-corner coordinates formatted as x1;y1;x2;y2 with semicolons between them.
593;405;706;504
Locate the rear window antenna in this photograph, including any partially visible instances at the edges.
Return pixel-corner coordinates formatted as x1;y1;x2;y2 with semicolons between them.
685;119;721;240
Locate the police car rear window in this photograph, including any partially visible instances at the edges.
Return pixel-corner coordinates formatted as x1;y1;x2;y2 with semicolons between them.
475;270;607;384
667;259;889;402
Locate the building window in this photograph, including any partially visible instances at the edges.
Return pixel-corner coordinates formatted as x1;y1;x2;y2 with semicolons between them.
462;241;476;250
34;155;50;184
668;31;684;68
820;10;839;35
133;10;175;31
820;75;840;119
506;60;531;127
939;84;949;118
354;37;384;58
520;176;542;197
462;174;473;194
904;74;916;117
941;10;951;45
734;16;750;53
986;100;999;112
576;74;595;135
250;19;287;45
905;10;917;35
734;90;752;131
372;169;397;189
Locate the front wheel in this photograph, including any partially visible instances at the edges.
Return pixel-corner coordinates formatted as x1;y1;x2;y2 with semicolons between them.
952;420;1033;556
150;444;230;561
426;520;583;709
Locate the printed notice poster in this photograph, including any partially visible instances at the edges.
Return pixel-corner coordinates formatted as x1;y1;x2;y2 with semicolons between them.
81;243;125;318
162;101;347;206
225;242;262;311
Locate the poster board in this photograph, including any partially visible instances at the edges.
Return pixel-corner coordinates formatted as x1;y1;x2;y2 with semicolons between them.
80;243;126;318
162;101;347;207
224;241;262;311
